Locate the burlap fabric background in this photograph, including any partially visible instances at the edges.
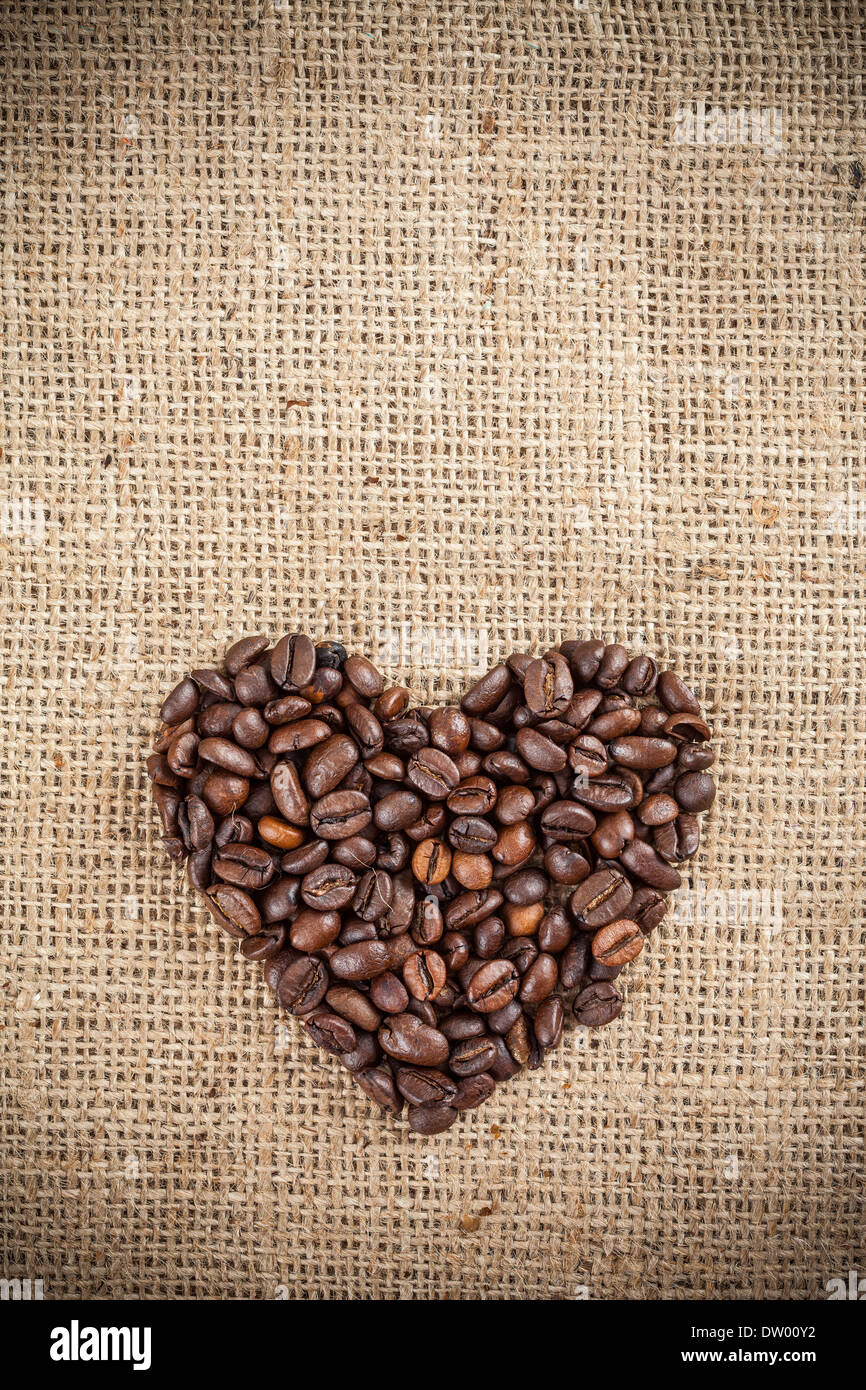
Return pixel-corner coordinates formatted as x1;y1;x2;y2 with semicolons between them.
1;0;863;1301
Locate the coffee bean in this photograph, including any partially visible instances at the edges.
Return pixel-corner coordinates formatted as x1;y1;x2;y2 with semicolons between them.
403;949;447;1002
277;955;329;1015
572;980;623;1026
395;1066;457;1105
674;771;716;812
303;733;359;798
378;1013;449;1066
570;868;633;928
466;958;520;1013
310;789;372;840
408;1102;458;1134
449;1036;498;1077
204;884;261;938
534;996;564;1049
306;1011;357;1056
355;1066;403;1114
591;918;644;967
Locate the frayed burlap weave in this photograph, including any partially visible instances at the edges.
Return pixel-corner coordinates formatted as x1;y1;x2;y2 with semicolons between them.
1;0;864;1300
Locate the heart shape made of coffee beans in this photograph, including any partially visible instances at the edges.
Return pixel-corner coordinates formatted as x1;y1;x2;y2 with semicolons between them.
148;635;716;1134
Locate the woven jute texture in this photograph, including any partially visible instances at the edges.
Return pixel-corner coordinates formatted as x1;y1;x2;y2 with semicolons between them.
1;0;864;1301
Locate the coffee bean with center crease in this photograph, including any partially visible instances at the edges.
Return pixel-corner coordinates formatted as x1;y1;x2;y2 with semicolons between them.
573;981;623;1026
570;867;633;929
305;1011;357;1055
378;1013;449;1066
591;918;644;967
407;747;461;800
404;949;447;1002
395;1066;457;1105
466;958;520;1013
301;864;357;911
310;789;372;840
212;842;275;890
204;884;261;938
303;733;359;798
277;955;329;1014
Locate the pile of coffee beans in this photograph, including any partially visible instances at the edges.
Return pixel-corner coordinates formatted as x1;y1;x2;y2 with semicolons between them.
148;635;715;1134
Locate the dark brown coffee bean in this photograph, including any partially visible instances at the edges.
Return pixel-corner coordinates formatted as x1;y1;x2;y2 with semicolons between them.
241;925;288;961
560;934;590;989
303;733;359;799
269;717;332;755
395;1066;457;1105
374;789;423;832
537;906;572;954
232;707;270;749
570;768;637;813
540;800;597;842
674;771;716;812
306;1011;357;1055
573;980;623;1026
451;1074;496;1110
330;935;413;981
590;809;635;858
619;838;683;890
449;1035;498;1077
277;955;329;1014
310;789;372;840
355;1066;403;1114
369;971;410;1014
534;996;564;1049
658;670;701;714
570;868;633;928
343;654;384;699
523;653;572;716
325;986;382;1032
515;727;568;772
519;952;558;1005
544;844;590;885
609;735;678;770
406;747;461;800
213;842;275;890
271;632;316;690
637;793;679;826
595;643;629;689
281;840;329;875
300;864;357;911
621;654;658;697
160;676;199;725
203;884;261;938
629;886;667;933
466;959;520;1013
654;813;700;862
224;634;268;676
270;761;310;825
378;1013;449;1066
461;664;512;715
408;1102;457;1134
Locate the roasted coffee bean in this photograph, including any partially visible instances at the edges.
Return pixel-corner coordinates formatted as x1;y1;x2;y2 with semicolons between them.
326;986;382;1032
408;1102;457;1134
637;793;679;826
301;864;357;911
303;733;359;798
281;840;329;875
378;1013;449;1066
461;664;512;715
395;1066;457;1105
658;670;701;714
591;918;644;967
466;958;520;1013
271;633;316;690
403;949;447;1002
570;768;636;813
570;868;633;928
277;955;329;1015
406;747;460;800
450;1073;495;1110
573;980;623;1026
677;742;715;771
629;886;667;933
204;884;261;938
540;800;596;842
449;1036;498;1077
212;842;275;890
519;952;558;1004
654;813;700;862
257;815;305;850
503;900;545;937
224;635;268;677
241;925;288;962
306;1011;357;1056
451;850;493;890
411;837;452;885
330;935;413;981
374;789;423;832
537;906;572;954
341;1030;382;1073
674;771;716;813
534;996;564;1049
355;1066;403;1114
591;809;635;858
474;915;506;958
447;775;498;817
369;971;410;1014
523;654;572;716
609;735;678;770
270;761;310;825
310;789;372;840
618;838;682;891
544;843;591;885
448;815;498;854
